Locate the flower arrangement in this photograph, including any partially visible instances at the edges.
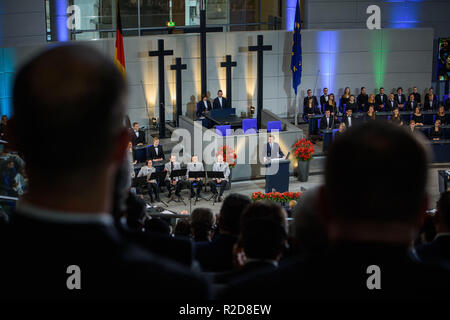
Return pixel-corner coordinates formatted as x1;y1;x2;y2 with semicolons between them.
292;138;314;161
216;145;237;169
252;191;301;204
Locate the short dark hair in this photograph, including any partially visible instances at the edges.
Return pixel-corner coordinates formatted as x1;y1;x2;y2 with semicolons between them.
361;87;366;91
325;121;429;221
217;90;223;94
144;217;171;236
307;89;312;92
380;87;384;90
219;193;251;235
190;208;215;242
132;122;139;127
13;44;126;179
240;200;287;260
437;191;450;228
397;87;403;91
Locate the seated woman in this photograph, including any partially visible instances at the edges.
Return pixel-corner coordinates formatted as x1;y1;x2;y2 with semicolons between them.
340;87;351;113
436;105;447;125
368;94;377;112
412;106;424;126
390;108;403;126
365;105;376;121
325;93;338;115
429;119;443;140
345;95;358;113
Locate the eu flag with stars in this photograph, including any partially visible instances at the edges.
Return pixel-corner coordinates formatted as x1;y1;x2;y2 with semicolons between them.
291;0;302;95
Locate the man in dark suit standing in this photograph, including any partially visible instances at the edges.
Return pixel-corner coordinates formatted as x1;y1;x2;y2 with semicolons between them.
222;122;450;300
197;94;212;118
320;87;329;113
413;191;450;269
386;93;398;112
263;135;285;162
412;86;422;106
147;136;164;162
0;44;210;300
375;87;388;111
357;87;369;112
303;89;319;110
342;108;354;128
320;109;335;130
131;122;146;146
394;87;406;110
213;90;228;109
406;93;418;111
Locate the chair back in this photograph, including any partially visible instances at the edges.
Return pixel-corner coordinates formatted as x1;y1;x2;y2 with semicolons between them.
267;121;282;132
242;118;257;133
216;125;231;136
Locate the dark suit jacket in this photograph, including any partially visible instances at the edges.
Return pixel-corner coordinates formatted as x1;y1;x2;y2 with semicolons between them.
357;94;368;112
0;211;210;299
320;95;329;111
414;235;450;269
264;142;285;158
147;145;164;161
405;100;418;111
386;99;398;112
394;93;406;106
131;129;146;146
213;97;228;109
429;127;443;139
413;92;421;104
424;94;438;105
342;114;354;128
221;242;450;300
197;100;212;118
195;234;238;272
302;105;318;121
320;116;335;130
424;99;437;111
375;94;388;107
345;102;358;113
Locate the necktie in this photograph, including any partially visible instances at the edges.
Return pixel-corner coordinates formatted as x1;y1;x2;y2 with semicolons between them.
171;162;174;181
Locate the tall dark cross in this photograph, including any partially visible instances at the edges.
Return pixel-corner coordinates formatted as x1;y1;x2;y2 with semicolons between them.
220;55;237;107
249;35;272;130
170;57;187;127
184;7;222;96
149;39;173;138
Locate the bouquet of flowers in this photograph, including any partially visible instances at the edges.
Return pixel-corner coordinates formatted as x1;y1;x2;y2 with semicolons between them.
292;138;314;161
216;145;237;169
251;191;301;204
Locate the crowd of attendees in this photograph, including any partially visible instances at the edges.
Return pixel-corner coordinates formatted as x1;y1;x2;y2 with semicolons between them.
303;86;450;140
0;44;449;300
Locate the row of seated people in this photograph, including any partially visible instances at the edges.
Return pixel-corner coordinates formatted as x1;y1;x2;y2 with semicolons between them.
133;154;230;203
317;107;449;141
304;86;449;117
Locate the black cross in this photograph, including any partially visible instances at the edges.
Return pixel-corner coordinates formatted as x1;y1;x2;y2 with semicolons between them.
149;39;173;138
170;57;187;127
220;55;237;108
184;7;222;97
248;35;272;130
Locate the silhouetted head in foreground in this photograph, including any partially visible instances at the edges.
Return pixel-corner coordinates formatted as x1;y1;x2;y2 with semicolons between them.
11;44;129;213
320;121;430;244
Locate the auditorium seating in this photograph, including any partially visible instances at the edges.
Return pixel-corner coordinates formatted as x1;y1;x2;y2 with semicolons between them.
267;121;282;132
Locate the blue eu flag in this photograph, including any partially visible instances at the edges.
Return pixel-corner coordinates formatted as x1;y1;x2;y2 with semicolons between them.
291;0;302;95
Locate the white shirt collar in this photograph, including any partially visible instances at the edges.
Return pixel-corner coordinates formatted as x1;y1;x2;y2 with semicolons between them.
17;200;114;226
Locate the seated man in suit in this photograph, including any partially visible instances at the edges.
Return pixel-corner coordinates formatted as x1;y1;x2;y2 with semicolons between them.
164;154;183;198
187;155;204;198
342;108;354;128
375;87;388;111
412;86;422;106
303;89;319;111
320;87;329;113
137;159;159;203
424;87;438;105
406;93;418;111
0;44;209;299
222;121;450;300
213;90;228;109
386;93;398;112
320;109;336;130
413;191;450;269
196;94;212;118
147;137;164;162
195;193;251;272
131;122;146;146
263;135;285;162
209;154;230;203
395;87;406;110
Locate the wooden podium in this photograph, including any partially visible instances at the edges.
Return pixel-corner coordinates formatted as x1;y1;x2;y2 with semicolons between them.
265;158;290;193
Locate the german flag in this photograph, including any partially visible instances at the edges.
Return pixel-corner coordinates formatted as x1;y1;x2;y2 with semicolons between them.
114;1;126;76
